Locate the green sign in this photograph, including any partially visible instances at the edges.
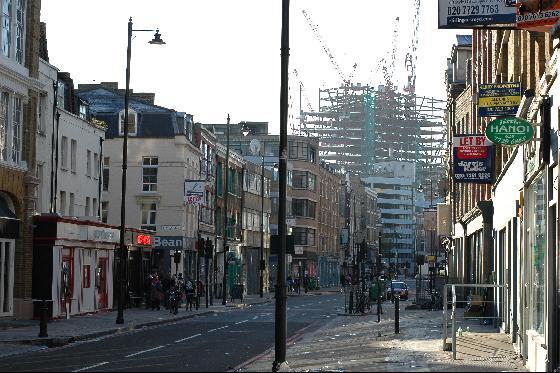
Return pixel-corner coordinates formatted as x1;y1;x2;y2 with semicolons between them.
486;117;534;146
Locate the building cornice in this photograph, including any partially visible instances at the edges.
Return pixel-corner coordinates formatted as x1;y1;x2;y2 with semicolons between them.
0;61;43;92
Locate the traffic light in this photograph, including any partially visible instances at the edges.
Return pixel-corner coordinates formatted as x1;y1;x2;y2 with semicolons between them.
173;251;181;264
204;238;213;258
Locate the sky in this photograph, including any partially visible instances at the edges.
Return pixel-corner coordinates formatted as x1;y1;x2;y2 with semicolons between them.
41;0;461;134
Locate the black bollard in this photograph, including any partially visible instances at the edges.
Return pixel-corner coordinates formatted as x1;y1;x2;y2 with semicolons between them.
377;295;382;323
349;290;354;314
38;300;48;338
394;296;400;334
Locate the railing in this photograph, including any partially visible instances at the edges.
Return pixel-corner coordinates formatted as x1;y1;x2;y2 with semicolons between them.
442;283;507;360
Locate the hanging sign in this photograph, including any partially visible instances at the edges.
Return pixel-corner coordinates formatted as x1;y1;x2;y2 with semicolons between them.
517;0;560;32
184;180;206;205
453;135;495;184
438;0;517;29
479;82;521;117
486;117;534;145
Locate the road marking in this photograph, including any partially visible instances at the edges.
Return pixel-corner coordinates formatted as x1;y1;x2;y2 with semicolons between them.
72;362;109;372
175;333;201;343
235;320;249;325
252;316;259;319
125;345;165;358
208;328;217;332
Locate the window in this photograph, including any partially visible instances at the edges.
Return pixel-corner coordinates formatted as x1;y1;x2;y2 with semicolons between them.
37;95;46;133
69;193;74;216
93;198;98;218
0;92;8;161
56;81;65;109
70;139;77;172
14;0;23;64
142;157;158;192
85;197;90;216
102;157;109;191
292;199;316;219
119;109;137;136
79;104;87;120
59;191;66;216
1;0;11;58
216;162;223;196
93;153;99;179
101;201;108;223
11;96;21;163
60;136;68;169
83;265;91;289
293;227;315;246
141;203;157;231
86;150;91;177
292;171;316;191
36;163;43;209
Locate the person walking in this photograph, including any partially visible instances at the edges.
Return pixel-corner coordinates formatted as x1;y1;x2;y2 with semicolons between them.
150;272;162;311
184;277;195;311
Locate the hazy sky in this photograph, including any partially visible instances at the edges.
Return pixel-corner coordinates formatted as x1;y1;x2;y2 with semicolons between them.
41;1;460;134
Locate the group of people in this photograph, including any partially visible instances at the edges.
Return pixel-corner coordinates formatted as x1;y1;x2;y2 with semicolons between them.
144;271;205;312
287;276;305;294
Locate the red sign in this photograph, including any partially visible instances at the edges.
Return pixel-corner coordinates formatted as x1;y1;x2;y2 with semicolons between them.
136;234;151;246
454;135;489;159
517;0;560;32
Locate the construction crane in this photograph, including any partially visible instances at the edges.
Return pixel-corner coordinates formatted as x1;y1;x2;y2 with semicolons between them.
405;0;421;94
292;68;313;112
302;9;356;87
383;17;400;90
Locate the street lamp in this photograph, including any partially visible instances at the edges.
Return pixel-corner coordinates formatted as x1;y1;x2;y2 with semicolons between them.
244;131;267;298
116;17;165;325
222;114;231;306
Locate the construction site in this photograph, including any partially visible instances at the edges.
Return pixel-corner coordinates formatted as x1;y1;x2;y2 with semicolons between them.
290;2;448;191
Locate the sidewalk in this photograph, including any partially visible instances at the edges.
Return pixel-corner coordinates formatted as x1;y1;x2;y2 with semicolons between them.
0;292;272;350
240;302;526;372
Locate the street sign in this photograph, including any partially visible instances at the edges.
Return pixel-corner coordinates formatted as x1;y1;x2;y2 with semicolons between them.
478;82;521;117
453;135;495;184
486;117;534;146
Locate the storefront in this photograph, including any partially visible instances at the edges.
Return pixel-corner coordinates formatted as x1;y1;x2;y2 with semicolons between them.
32;216;120;318
124;229;154;306
0;194;18;317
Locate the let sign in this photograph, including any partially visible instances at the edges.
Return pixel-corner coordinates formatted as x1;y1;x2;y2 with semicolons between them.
486;117;534;146
453;134;495;184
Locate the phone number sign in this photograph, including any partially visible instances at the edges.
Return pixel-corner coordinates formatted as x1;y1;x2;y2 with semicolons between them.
453;135;495;184
438;0;516;28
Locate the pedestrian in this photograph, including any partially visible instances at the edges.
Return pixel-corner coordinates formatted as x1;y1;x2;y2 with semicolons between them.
184;277;195;311
294;278;300;294
150;272;162;311
196;280;205;310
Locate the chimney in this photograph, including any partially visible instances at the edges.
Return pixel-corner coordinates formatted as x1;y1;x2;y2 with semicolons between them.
39;22;48;61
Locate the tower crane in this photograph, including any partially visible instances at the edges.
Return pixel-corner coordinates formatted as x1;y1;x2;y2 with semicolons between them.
292;68;313;112
405;0;421;94
384;17;400;90
302;9;357;87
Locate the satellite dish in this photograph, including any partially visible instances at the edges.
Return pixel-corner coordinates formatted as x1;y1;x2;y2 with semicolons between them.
250;139;261;156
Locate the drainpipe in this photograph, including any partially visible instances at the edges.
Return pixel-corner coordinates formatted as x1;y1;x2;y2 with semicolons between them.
49;81;58;213
98;137;103;219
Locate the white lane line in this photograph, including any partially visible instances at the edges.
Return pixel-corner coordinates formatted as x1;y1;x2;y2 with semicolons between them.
72;361;109;372
175;333;201;343
125;345;165;358
216;325;229;330
252;316;259;319
235;320;249;325
208;328;217;332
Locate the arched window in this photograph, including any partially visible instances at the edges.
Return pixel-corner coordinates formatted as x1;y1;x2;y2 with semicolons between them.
119;109;137;136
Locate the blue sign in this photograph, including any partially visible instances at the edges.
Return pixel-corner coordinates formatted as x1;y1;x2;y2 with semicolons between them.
153;236;185;250
453;135;495;184
478;82;521;117
438;0;516;29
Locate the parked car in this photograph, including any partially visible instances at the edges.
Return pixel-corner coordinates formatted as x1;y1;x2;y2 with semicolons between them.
386;281;409;300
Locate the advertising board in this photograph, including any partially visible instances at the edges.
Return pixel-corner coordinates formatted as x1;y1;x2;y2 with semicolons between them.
478;82;521;117
184;180;206;205
453;135;495;184
517;0;560;31
438;0;516;29
486;117;534;145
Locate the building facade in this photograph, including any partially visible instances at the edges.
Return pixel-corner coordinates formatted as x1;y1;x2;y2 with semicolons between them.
0;0;42;319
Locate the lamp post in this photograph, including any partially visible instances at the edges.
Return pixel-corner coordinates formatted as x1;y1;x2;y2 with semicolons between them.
273;0;290;370
222;114;231;306
116;17;165;325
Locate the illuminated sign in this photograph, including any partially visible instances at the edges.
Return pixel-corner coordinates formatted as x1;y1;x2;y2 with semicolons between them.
136;234;152;246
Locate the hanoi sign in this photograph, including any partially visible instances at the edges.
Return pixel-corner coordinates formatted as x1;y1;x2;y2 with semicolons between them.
486;117;534;146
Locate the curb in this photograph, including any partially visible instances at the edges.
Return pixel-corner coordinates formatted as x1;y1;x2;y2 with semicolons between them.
3;311;216;348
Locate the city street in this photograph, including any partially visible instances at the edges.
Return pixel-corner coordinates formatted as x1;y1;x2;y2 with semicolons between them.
0;292;344;372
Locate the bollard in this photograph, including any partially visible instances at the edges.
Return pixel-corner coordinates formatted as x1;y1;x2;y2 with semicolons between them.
38;300;48;338
377;295;382;323
349;290;354;314
394;296;399;334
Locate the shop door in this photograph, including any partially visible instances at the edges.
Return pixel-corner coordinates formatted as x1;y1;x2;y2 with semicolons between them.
60;256;74;315
96;258;108;309
0;240;14;317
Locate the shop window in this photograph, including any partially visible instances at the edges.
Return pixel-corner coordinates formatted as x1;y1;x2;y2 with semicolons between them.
526;171;546;336
83;265;91;288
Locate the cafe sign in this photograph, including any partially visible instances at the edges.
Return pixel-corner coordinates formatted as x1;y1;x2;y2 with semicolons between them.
486;117;534;146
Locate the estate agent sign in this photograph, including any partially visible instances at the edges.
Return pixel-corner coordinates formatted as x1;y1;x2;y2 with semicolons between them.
453;135;495;184
486;117;534;146
438;0;516;28
478;82;521;117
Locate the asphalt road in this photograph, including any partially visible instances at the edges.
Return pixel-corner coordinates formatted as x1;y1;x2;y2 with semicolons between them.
0;291;344;372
